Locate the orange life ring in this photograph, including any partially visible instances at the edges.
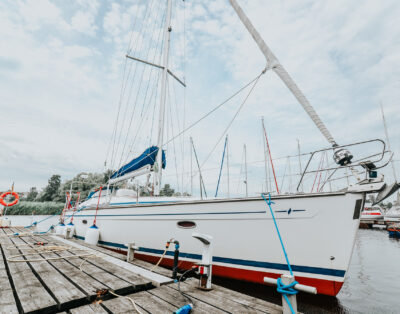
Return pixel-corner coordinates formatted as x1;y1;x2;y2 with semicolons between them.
0;191;19;207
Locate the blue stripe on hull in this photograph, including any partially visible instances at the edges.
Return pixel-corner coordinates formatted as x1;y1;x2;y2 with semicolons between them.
74;235;345;278
73;211;266;217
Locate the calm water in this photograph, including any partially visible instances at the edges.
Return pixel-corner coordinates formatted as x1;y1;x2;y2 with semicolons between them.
215;229;400;313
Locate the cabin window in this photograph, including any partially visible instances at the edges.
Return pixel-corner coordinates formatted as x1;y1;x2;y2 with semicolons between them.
177;221;196;229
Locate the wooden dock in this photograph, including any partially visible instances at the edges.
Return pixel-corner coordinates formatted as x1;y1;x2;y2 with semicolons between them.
0;227;283;313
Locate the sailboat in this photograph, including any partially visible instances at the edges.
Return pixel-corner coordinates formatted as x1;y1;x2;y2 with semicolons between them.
379;103;400;223
62;0;398;296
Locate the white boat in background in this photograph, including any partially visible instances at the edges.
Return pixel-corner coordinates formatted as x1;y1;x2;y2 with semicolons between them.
360;206;384;221
54;0;400;297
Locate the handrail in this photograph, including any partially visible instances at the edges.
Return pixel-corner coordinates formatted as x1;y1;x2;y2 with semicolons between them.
296;139;387;192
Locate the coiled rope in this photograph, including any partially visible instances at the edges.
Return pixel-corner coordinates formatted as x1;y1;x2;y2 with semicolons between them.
261;193;298;314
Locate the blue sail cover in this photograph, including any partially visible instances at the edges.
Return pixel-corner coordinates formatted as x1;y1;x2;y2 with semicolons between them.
110;146;166;179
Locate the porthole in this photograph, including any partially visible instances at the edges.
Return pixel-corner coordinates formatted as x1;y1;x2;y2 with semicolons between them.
177;221;196;229
82;219;87;224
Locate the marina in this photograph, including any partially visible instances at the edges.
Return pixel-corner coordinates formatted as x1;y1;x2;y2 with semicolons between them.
1;0;400;313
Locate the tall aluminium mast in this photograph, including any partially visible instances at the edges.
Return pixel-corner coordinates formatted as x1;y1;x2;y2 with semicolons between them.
155;0;173;196
229;0;353;166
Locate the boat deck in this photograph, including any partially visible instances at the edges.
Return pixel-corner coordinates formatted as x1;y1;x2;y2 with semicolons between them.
0;226;283;313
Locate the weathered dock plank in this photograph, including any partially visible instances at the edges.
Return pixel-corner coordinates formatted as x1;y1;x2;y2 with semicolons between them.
8;234;87;310
184;278;282;314
69;303;108;313
168;278;275;314
0;228;58;313
0;239;19;314
53;235;173;286
68;236;174;278
148;284;227;314
101;290;175;314
30;234;152;291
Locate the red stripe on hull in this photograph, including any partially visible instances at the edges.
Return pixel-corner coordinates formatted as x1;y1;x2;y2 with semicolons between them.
99;247;343;296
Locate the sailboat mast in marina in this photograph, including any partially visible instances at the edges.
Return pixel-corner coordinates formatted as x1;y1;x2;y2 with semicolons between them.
62;0;398;296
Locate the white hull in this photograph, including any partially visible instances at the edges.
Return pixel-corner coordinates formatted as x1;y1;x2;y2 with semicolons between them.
63;191;365;296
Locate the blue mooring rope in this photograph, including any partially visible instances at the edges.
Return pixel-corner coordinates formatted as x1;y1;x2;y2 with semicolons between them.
34;225;55;234
261;193;298;314
24;213;58;229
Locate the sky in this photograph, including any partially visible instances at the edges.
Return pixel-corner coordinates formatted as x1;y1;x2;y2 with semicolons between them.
0;0;399;198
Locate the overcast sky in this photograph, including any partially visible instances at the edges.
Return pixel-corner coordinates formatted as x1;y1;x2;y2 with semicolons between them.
1;0;399;196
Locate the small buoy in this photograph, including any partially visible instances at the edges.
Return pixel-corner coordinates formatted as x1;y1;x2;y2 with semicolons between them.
63;222;75;239
55;223;65;235
85;224;100;245
0;217;11;228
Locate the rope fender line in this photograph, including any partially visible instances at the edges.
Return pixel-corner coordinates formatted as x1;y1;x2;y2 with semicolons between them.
261;193;298;314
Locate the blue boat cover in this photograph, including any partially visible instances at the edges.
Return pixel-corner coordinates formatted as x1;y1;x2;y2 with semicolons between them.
110;146;166;179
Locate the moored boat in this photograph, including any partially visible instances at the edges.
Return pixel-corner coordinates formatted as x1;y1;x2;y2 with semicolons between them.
56;0;400;297
361;206;384;221
387;223;400;238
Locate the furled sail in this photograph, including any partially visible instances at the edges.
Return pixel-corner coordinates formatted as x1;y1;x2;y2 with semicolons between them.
110;146;166;179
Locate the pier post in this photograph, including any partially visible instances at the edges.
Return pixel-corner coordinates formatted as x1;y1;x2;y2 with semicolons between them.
126;242;136;262
282;274;297;314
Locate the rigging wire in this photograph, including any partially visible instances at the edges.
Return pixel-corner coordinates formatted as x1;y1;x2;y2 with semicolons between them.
105;2;142;169
198;69;265;170
163;69;266;148
116;0;164;171
120;5;167;167
215;136;228;197
110;0;157;173
167;80;181;192
106;69;268;189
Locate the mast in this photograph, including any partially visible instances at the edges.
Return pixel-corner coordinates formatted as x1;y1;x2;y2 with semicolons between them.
262;117;270;192
229;0;353;166
244;144;248;197
190;138;193;196
154;0;173;196
226;135;230;198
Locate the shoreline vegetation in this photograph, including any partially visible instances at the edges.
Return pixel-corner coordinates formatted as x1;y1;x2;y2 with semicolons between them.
7;201;64;215
5;171;184;216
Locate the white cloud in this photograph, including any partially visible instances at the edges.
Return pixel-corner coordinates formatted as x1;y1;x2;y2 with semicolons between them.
0;0;399;197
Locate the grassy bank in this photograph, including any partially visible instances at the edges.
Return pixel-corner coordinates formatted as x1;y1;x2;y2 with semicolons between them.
6;201;64;215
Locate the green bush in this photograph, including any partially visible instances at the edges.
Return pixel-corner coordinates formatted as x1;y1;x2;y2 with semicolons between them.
6;201;64;215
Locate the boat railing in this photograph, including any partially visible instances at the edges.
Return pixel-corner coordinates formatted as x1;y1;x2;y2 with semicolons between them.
296;138;393;192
